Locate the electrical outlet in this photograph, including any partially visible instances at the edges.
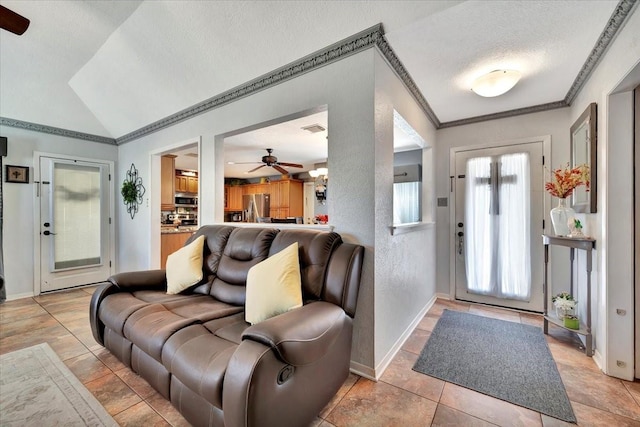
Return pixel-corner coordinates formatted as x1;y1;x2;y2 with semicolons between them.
617;360;626;368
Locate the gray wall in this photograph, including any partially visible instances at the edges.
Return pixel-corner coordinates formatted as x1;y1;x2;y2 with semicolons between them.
372;51;437;374
116;49;379;370
0;127;117;298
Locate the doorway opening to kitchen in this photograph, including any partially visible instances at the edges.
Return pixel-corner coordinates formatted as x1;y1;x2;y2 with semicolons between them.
222;106;328;225
149;138;200;269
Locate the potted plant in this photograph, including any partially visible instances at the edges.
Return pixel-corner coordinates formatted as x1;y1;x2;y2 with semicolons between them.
552;292;576;320
121;180;138;204
563;314;580;330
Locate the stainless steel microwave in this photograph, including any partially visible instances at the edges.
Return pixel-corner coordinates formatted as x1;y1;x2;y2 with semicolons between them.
175;196;197;206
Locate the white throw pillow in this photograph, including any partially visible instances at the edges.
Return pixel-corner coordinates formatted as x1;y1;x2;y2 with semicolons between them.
166;235;205;295
245;242;303;325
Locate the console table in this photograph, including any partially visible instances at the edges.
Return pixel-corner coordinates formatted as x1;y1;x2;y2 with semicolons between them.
542;234;596;356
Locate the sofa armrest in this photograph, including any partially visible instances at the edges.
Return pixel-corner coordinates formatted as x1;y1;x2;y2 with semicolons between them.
241;301;346;366
108;270;167;290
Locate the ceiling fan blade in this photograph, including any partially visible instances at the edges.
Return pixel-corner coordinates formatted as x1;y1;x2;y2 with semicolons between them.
0;5;30;35
272;165;288;175
247;164;266;173
230;161;262;164
277;162;303;168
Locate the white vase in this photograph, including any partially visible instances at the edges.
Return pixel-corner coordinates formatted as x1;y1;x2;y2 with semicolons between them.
550;198;575;237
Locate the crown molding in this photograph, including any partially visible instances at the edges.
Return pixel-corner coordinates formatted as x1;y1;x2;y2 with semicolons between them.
0;117;115;145
116;24;392;144
374;31;441;128
438;101;568;129
564;0;638;105
4;1;636;144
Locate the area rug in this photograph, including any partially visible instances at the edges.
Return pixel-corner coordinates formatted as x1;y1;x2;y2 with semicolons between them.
413;310;576;423
0;343;117;426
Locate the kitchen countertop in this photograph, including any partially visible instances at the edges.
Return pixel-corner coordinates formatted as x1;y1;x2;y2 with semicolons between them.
161;226;198;234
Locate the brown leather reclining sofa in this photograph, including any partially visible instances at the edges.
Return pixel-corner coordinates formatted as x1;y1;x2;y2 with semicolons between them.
89;225;364;427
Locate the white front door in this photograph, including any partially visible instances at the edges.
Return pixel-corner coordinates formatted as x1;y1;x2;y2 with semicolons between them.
39;156;113;292
453;141;545;312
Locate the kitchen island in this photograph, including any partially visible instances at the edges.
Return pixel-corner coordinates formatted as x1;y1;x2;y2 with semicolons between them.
160;226;197;268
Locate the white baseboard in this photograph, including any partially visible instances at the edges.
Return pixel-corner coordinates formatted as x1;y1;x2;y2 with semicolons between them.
435;292;451;300
349;294;438;381
350;361;377;381
593;349;604;372
6;292;34;301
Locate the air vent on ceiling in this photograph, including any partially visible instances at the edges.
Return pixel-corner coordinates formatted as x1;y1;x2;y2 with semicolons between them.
301;124;326;134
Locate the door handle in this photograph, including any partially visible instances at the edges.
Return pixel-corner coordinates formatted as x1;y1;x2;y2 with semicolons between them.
43;230;57;236
457;231;464;255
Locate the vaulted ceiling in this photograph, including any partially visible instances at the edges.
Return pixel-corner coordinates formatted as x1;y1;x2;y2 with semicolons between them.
0;1;632;143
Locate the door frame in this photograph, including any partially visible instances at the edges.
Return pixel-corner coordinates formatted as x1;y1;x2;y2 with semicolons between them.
448;135;552;301
32;151;115;296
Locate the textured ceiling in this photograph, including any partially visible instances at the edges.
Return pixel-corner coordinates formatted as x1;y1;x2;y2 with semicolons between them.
0;1;625;140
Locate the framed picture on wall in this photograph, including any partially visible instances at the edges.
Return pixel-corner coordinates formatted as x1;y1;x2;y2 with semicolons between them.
5;165;29;183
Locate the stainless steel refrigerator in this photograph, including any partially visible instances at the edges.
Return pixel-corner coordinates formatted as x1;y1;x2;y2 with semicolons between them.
242;193;270;223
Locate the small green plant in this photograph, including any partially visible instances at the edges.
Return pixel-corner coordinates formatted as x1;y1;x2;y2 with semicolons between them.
573;218;583;229
121;180;138;203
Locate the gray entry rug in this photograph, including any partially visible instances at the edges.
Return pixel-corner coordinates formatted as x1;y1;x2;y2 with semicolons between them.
413;309;576;423
0;343;117;426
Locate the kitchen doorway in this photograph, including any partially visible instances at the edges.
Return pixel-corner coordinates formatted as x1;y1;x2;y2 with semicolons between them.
450;137;548;312
35;153;114;293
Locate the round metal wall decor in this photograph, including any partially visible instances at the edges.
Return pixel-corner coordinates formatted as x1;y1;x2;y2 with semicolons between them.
121;163;145;219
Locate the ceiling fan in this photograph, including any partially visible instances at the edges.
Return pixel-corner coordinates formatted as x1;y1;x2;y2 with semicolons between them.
0;5;30;35
233;148;303;175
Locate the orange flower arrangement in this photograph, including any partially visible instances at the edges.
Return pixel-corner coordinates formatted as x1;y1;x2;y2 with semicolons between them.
545;163;590;199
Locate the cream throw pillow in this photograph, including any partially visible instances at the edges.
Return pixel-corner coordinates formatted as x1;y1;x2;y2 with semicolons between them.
245;242;303;325
166;235;205;295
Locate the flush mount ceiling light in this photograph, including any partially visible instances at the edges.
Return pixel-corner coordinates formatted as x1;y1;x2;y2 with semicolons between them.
471;70;521;97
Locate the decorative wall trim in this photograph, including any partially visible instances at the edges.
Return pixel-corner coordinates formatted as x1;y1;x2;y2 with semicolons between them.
564;0;638;105
4;1;636;143
0;117;115;145
117;24;391;144
375;34;441;128
439;101;569;129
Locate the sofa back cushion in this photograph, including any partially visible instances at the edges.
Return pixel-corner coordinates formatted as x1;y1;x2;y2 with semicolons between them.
268;229;341;301
186;225;234;295
210;227;278;305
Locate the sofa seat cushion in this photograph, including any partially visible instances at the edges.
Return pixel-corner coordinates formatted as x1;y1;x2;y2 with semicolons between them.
162;296;243;323
131;290;197;304
99;293;150;335
212;319;250;345
162;324;237;408
123;304;198;362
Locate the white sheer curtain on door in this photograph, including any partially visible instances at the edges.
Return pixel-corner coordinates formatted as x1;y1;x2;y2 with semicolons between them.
464;153;531;300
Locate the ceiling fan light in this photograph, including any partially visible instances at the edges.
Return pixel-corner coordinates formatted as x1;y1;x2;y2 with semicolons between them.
471;70;521;97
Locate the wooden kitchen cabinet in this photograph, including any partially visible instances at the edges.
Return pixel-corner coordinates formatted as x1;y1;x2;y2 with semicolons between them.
271;179;303;218
175;174;198;194
228;186;243;211
161;155;176;211
160;232;193;268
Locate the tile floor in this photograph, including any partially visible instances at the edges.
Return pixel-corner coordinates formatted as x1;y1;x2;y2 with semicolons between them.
1;288;639;426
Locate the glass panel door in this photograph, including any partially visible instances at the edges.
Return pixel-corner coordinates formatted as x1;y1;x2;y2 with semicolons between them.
40;156;112;292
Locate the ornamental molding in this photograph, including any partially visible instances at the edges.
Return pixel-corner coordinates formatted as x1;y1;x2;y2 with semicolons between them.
439;101;568;129
116;24;390;144
374;34;441;128
3;1;637;144
564;0;638;105
0;117;115;145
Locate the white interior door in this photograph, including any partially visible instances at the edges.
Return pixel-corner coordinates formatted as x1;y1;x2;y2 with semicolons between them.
454;142;544;312
39;156;113;292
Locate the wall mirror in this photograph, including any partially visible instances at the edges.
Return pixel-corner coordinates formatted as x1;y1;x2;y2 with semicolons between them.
570;102;597;213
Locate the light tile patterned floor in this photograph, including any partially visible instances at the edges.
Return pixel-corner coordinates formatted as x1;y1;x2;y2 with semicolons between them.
1;288;639;426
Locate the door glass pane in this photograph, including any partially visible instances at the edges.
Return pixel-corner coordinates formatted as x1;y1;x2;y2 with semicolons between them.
464;153;531;300
53;163;102;270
